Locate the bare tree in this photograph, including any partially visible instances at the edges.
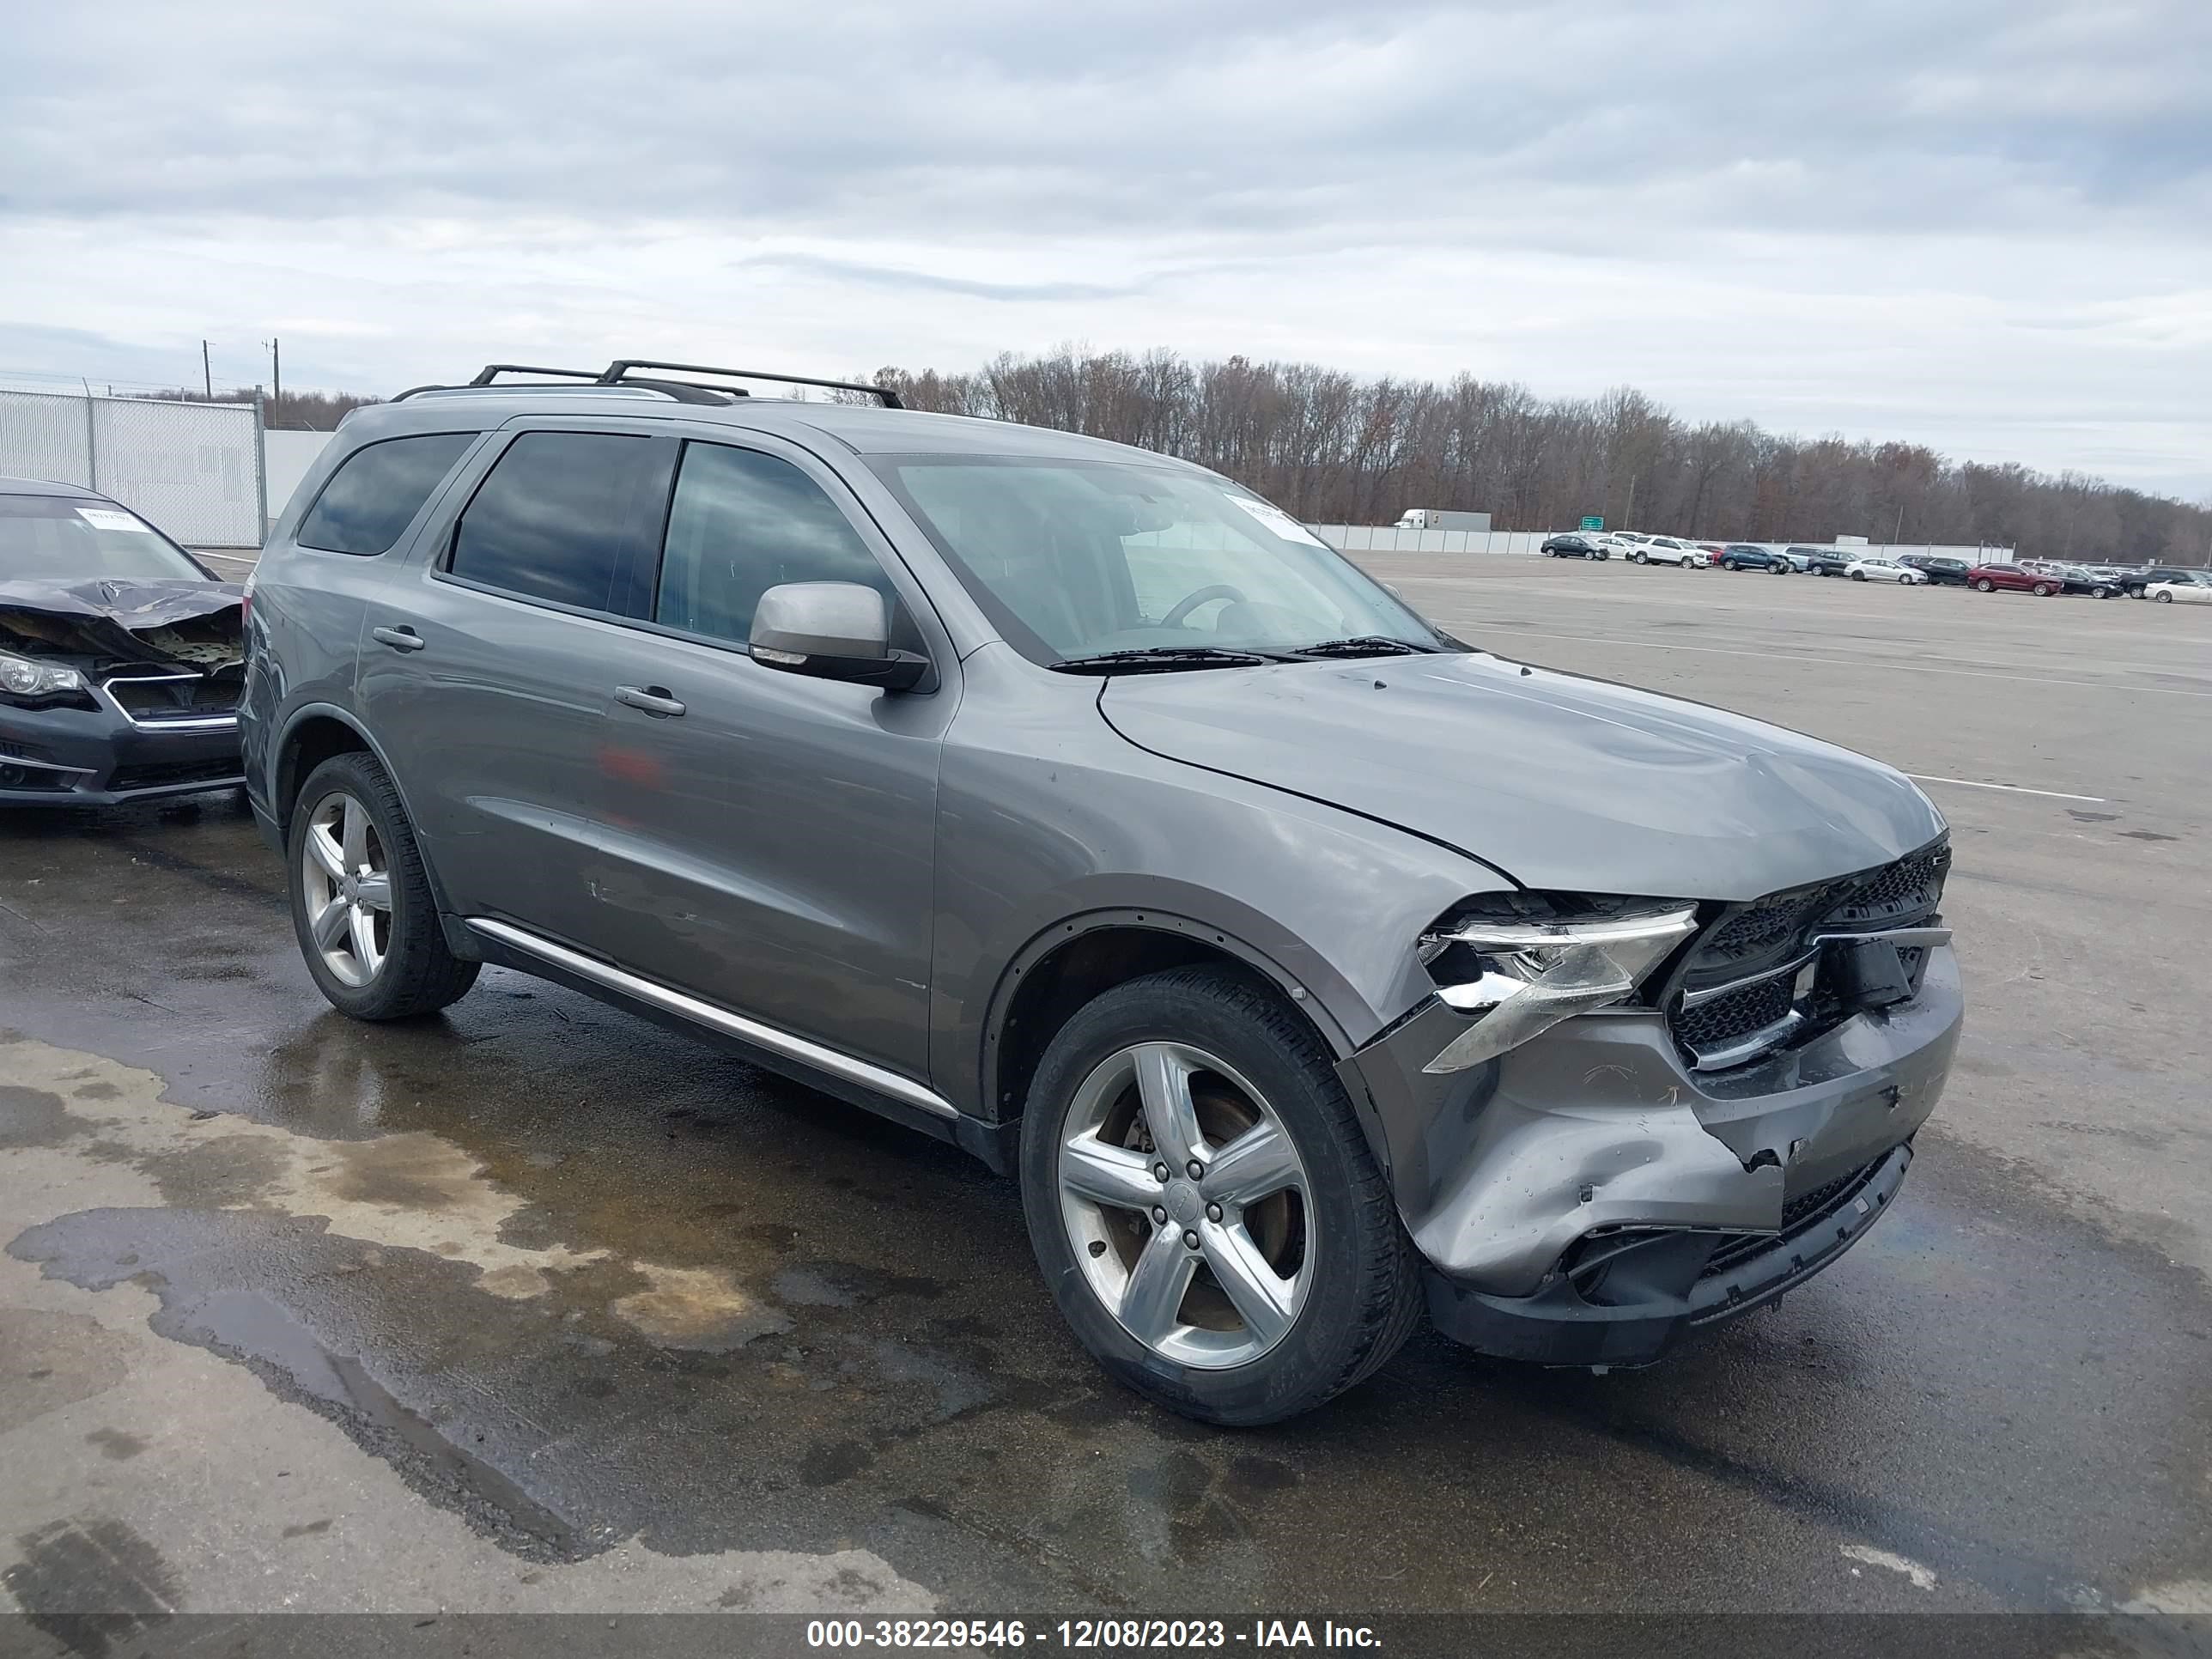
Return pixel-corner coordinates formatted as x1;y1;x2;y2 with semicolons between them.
872;349;2207;563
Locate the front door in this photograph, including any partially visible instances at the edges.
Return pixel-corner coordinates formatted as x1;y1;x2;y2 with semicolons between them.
577;434;951;1083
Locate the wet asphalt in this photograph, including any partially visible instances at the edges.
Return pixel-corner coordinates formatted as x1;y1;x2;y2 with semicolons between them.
1;560;2209;1626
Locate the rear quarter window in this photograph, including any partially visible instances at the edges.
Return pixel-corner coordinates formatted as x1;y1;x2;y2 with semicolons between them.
296;433;477;556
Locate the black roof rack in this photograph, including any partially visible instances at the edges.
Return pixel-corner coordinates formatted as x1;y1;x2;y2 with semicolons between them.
599;360;903;409
390;360;902;409
392;363;738;404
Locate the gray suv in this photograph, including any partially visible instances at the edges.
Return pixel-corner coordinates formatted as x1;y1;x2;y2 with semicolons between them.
243;360;1962;1425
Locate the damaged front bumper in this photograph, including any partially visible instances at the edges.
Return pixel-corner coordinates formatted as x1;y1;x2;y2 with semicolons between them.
0;697;242;805
1340;949;1961;1367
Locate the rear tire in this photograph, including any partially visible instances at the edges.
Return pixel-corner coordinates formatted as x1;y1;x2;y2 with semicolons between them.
288;752;479;1021
1973;578;1995;592
1018;967;1421;1426
2156;590;2174;603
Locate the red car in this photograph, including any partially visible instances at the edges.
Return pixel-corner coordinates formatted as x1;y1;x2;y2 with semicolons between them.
1966;564;2060;596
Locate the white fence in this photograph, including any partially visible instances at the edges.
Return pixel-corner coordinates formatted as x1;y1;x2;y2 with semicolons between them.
0;388;268;547
1310;525;1553;556
264;428;336;523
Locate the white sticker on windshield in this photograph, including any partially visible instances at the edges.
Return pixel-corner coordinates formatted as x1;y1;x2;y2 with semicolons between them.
76;506;150;533
1226;496;1330;548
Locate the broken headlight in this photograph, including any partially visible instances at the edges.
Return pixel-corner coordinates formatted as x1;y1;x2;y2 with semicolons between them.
1418;895;1698;1073
0;649;89;703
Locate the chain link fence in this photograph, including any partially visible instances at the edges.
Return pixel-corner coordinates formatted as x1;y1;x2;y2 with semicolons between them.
0;388;267;546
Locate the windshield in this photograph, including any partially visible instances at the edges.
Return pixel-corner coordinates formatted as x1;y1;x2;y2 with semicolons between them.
874;457;1445;665
0;495;210;583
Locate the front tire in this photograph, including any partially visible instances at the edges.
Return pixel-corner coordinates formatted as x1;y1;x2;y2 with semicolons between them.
288;752;479;1020
1018;967;1420;1426
2033;582;2057;596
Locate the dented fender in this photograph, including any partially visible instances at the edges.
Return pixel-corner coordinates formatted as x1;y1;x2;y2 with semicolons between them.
1340;950;1962;1296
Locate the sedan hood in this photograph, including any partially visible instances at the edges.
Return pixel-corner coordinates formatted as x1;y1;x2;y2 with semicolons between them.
1098;653;1944;902
0;578;245;669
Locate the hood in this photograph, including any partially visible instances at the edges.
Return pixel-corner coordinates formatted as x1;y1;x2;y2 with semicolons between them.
1097;652;1944;902
0;578;245;670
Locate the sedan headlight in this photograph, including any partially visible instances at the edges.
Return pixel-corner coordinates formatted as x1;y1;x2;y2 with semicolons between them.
1419;897;1698;1073
0;649;88;700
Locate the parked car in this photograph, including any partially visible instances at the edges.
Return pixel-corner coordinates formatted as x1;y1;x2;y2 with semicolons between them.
2021;560;2124;599
1898;556;1970;586
2123;565;2210;599
1801;548;1856;577
1845;557;1927;586
1717;544;1791;573
1540;533;1611;560
243;357;1963;1425
1628;537;1710;568
1772;548;1816;572
0;476;245;805
2146;574;2212;605
1966;564;2059;595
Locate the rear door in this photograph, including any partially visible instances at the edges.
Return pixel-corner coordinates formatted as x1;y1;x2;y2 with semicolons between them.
357;422;678;939
574;431;953;1081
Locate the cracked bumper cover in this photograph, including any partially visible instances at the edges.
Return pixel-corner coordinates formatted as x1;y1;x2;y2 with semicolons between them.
1339;948;1962;1366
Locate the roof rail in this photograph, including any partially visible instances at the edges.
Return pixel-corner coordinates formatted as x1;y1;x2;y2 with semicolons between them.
391;364;738;404
598;360;903;409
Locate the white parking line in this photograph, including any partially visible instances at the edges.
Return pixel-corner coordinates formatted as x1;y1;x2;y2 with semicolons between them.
1905;775;2106;803
1471;625;2212;699
195;550;258;567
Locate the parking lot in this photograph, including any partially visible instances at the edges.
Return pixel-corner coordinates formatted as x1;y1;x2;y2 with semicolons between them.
3;555;2209;1627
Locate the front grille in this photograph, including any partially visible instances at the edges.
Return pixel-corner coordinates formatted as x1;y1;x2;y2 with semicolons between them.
1701;1156;1888;1278
1668;838;1948;1070
1674;976;1792;1054
1819;842;1949;931
103;667;241;724
106;757;240;793
1698;894;1805;964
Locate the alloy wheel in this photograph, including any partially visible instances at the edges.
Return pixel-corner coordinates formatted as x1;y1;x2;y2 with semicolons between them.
300;791;392;988
1056;1041;1312;1369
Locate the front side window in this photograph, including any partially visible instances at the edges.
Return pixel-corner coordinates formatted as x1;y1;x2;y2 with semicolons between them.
449;432;675;613
0;494;209;582
654;442;890;646
875;458;1441;664
296;433;476;556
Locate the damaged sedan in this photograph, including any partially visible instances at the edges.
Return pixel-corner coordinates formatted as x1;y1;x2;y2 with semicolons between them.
1;477;246;805
243;363;1962;1426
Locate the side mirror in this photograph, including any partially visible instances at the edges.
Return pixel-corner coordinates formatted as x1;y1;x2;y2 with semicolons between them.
749;581;927;692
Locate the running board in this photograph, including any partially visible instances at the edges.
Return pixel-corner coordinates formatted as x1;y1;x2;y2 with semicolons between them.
463;916;957;1121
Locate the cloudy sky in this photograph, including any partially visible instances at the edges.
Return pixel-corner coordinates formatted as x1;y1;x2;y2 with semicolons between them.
5;0;2208;496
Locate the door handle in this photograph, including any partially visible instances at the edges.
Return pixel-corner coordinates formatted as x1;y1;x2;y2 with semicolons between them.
614;684;686;718
371;625;426;653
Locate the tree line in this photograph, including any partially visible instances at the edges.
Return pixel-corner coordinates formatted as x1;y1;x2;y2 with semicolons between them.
869;349;2209;565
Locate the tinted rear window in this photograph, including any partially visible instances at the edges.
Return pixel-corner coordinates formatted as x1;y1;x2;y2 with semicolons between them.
448;432;675;613
296;433;476;556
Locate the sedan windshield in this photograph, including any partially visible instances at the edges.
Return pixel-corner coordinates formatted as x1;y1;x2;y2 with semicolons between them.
874;458;1445;665
0;495;210;583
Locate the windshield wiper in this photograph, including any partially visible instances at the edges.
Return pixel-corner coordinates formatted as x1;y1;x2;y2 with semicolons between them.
1049;646;1280;674
1287;635;1439;659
